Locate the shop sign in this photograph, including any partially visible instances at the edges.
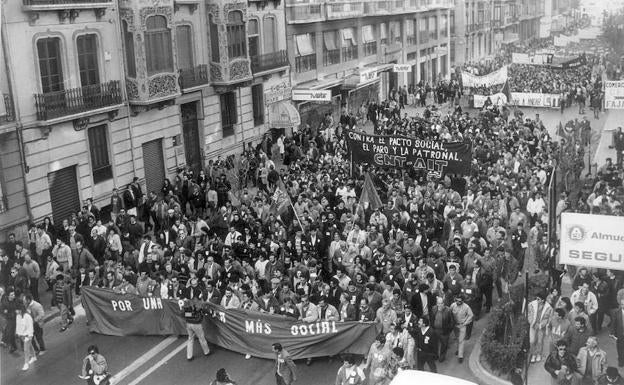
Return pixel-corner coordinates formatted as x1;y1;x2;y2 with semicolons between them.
393;64;412;73
292;89;332;102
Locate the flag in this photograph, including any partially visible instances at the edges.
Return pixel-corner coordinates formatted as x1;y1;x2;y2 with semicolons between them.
270;179;290;215
501;79;511;103
359;173;383;211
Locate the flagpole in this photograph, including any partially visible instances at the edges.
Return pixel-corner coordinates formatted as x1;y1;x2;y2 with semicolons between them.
350;151;353;177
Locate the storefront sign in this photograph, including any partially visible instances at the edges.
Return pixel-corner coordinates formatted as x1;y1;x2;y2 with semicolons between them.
360;68;378;83
81;287;380;360
393;64;412;73
461;66;508;87
605;81;624;109
344;129;472;176
560;213;624;270
292;89;332;102
265;82;292;105
510;92;560;108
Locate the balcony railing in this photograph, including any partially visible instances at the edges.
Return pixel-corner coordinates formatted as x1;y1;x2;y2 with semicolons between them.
295;54;316;73
1;94;16;125
407;36;417;45
286;3;324;23
326;1;364;19
251;50;289;73
179;65;209;90
23;0;112;9
323;49;340;66
34;80;122;121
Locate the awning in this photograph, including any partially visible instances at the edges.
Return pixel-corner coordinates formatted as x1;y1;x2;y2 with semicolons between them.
324;31;337;51
362;25;375;43
296;34;314;56
342;28;355;47
269;101;301;129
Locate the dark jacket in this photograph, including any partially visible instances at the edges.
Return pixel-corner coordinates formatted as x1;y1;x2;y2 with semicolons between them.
410;291;435;319
416;327;439;358
544;351;577;378
431;305;455;335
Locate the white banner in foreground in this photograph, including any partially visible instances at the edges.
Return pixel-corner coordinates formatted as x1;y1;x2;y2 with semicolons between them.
605;81;624;109
473;93;507;108
560;212;624;270
462;66;508;88
510;92;560;108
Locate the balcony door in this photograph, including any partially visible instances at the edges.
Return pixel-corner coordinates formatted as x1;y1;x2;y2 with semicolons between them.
37;38;64;93
181;102;202;174
248;19;259;59
77;34;101;109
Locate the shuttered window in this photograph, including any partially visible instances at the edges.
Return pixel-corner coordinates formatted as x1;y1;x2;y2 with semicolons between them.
263;16;276;54
251;84;264;126
77;34;99;87
220;92;237;137
145;15;173;75
176;25;194;70
227;11;246;59
122;21;136;77
37;38;64;93
88;124;113;184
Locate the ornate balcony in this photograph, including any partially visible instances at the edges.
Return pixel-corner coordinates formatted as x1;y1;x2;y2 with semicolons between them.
0;94;16;125
179;65;209;90
22;0;112;9
34;81;123;121
250;50;289;74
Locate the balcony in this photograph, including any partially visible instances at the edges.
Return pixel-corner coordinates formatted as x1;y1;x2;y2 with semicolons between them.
179;65;209;90
0;94;16;126
325;1;364;19
22;0;112;10
251;50;289;74
34;81;123;121
286;3;324;23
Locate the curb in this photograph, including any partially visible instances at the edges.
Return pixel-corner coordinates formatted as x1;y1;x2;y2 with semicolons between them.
468;334;513;385
42;297;82;324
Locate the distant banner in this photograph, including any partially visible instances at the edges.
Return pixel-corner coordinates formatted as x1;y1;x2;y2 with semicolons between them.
605;81;624;109
550;55;587;70
474;93;508;108
81;287;380;360
462;66;508;88
554;34;580;47
511;92;560;108
512;53;553;65
344;129;473;176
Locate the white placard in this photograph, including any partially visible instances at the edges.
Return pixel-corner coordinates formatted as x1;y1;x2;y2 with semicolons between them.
560;212;624;270
605;81;624;109
292;89;332;102
393;64;412;73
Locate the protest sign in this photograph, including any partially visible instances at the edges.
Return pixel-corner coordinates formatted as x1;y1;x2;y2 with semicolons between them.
605;81;624;109
461;66;508;88
510;92;560;108
344;129;472;176
474;93;508;108
81;287;380;359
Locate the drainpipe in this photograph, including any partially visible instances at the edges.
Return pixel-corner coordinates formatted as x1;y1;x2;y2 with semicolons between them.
2;3;34;223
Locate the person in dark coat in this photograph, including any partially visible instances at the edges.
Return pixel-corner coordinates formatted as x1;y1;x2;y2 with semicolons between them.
416;316;439;372
544;340;579;385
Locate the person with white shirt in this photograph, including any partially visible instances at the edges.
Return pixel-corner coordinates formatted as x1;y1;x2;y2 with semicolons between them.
526;192;546;225
16;305;36;371
224;227;241;247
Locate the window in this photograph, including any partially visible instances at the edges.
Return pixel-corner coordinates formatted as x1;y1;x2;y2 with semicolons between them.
248;19;259;58
176;25;194;70
323;31;339;66
220;92;237;137
341;28;357;62
450;12;455;35
362;25;377;56
440;15;448;38
406;20;416;45
380;23;388;45
88;124;112;184
263;16;276;54
251;84;264;126
418;18;428;44
210;15;220;62
145;15;173;75
0;161;6;213
429;16;437;40
37;37;63;93
390;22;401;44
295;33;316;73
77;34;99;87
122;21;136;77
227;11;246;59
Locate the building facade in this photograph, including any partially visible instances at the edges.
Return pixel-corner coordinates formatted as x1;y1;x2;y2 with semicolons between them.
0;0;292;237
285;0;453;126
452;0;495;65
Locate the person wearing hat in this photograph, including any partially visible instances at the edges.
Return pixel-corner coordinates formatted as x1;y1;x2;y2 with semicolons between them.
597;367;624;385
450;294;473;363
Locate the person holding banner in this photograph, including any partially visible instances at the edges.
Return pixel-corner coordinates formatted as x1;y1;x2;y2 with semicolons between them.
183;299;211;361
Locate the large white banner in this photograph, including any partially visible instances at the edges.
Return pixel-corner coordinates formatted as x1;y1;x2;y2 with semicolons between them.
554;34;580;47
510;92;560;108
605;81;624;109
560;212;624;270
511;53;551;65
474;93;507;108
462;66;508;88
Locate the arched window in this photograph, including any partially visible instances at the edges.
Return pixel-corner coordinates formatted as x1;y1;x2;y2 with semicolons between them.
248;18;259;58
227;11;246;59
145;15;173;75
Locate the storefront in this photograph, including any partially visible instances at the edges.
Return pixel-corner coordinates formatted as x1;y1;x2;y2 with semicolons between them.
268;101;301;139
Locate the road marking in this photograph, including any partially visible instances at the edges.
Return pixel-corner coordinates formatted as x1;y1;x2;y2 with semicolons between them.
110;336;179;384
124;341;187;385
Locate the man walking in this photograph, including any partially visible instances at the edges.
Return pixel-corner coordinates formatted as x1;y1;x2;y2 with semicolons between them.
24;294;45;355
450;294;473;363
273;342;297;385
183;299;210;361
416;317;438;372
431;295;455;362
